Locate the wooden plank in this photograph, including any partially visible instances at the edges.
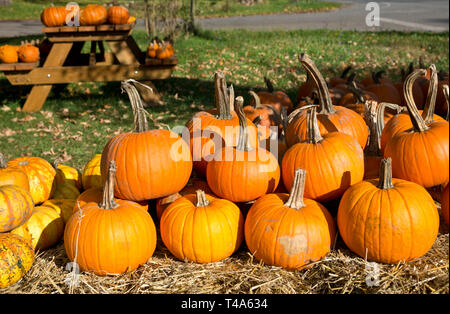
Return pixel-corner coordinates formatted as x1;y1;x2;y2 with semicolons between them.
44;42;73;66
60;26;78;33
89;41;97;66
14;62;40;71
48;32;131;42
6;64;176;85
145;55;178;66
0;63;17;71
42;27;61;33
125;36;145;64
22;85;53;113
114;24;133;31
106;40;139;65
77;26;97;32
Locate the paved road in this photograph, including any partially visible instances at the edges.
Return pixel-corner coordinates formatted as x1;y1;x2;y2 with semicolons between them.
0;0;448;38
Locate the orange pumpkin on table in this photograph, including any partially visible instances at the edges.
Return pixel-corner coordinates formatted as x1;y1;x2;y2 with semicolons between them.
107;5;130;25
17;44;40;63
0;45;18;64
80;4;108;26
40;6;68;27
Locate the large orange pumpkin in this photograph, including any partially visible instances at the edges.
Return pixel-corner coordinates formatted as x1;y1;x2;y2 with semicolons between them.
160;190;244;263
282;105;364;202
206;97;280;203
337;158;440;263
0;45;18;64
244;168;336;270
384;69;449;188
64;161;157;275
0;185;34;233
0;153;29;191
80;4;107;26
8;156;56;205
286;54;369;149
101;80;192;201
40;6;67;27
17;44;40;63
107;6;130;25
0;233;34;289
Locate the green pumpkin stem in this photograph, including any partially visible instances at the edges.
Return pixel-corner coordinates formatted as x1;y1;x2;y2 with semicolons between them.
214;71;233;120
299;53;335;115
121;79;149;133
285;168;307;210
422;64;438;123
99;160;119;210
377;158;394;190
404;69;429;132
306;105;323;144
196;190;210;207
0;153;7;169
235;96;252;151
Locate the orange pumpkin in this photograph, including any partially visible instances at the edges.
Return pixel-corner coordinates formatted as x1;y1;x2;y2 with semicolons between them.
0;153;29;191
363;71;402;110
0;185;34;233
206;97;280;203
282;105;364;202
156;42;174;59
286;54;369;149
101;80;192;201
8;156;56;205
53;160;82;191
107;6;130;25
147;40;159;58
80;4;108;26
245;168;336;270
337;158;439;263
40;6;68;27
64;161;157;275
0;45;18;64
160;190;244;263
17;44;40;63
250;77;293;114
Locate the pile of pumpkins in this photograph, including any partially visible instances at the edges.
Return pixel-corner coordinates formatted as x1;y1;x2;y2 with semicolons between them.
146;37;175;60
40;4;136;27
0;54;449;289
0;43;40;64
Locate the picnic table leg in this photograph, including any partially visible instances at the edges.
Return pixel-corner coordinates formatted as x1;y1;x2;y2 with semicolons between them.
22;42;73;112
106;39;140;65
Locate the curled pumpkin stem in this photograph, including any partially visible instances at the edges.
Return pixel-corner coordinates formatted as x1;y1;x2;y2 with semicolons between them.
235;96;252;151
422;64;438;123
121;79;150;133
403;69;429;132
305;105;323;144
285;168;307;210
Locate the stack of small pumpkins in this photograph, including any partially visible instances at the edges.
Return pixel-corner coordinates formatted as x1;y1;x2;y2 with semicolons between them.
40;4;136;27
0;43;40;64
146;37;175;60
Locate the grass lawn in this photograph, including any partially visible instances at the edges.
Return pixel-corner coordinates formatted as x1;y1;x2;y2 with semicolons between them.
0;0;341;21
0;29;448;169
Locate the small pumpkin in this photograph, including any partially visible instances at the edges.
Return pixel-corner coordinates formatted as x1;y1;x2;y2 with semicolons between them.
364;71;402;106
250;77;293;114
80;4;108;26
107;5;130;25
244;168;336;270
64;161;157;275
17;44;40;63
42;198;75;225
0;233;34;289
40;6;68;27
8;156;56;205
337;158;440;263
0;153;29;191
0;185;34;233
10;205;64;251
160;190;244;263
81;154;103;190
53;160;82;191
146;39;160;58
156;42;174;59
0;45;18;64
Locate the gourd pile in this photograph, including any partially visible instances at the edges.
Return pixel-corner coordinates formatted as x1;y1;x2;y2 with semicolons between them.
0;53;448;289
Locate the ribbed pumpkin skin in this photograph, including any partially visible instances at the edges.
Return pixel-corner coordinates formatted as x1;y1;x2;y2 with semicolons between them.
42;199;75;225
80;4;107;26
82;154;102;190
52;182;80;200
54;164;82;191
442;184;449;226
282;133;364;202
0;45;18;63
206;147;280;203
8;157;56;205
0;185;34;233
160;193;244;263
380;111;445;153
0;164;30;192
286;106;369;149
101;129;193;201
10;206;64;251
107;6;130;25
64;200;157;275
244;194;336;270
384;121;449;188
40;6;67;27
0;233;34;289
337;179;439;263
17;45;40;63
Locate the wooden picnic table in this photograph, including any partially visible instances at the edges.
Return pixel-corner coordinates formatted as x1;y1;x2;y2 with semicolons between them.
0;23;178;112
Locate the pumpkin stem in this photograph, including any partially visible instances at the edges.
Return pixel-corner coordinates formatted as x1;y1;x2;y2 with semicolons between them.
403;69;429;132
99;160;119;210
249;90;262;108
0;153;7;169
348;80;366;104
214;72;233;120
340;66;352;79
285;168;307;210
363;101;381;157
121;79;150;133
377;158;394;190
229;84;235;112
195;190;210;207
372;70;385;85
264;76;274;93
299;53;335;115
305;105;323;144
280;106;288;141
235;96;252;151
443;84;449;121
422;64;438;123
375;102;403;136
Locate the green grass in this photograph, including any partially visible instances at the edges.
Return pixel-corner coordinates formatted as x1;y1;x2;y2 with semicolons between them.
0;0;341;21
0;29;448;169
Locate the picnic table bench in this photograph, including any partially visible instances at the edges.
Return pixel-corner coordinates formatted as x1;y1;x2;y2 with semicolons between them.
0;23;177;112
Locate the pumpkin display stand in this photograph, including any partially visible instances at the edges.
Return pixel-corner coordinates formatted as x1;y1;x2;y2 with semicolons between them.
0;23;178;112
